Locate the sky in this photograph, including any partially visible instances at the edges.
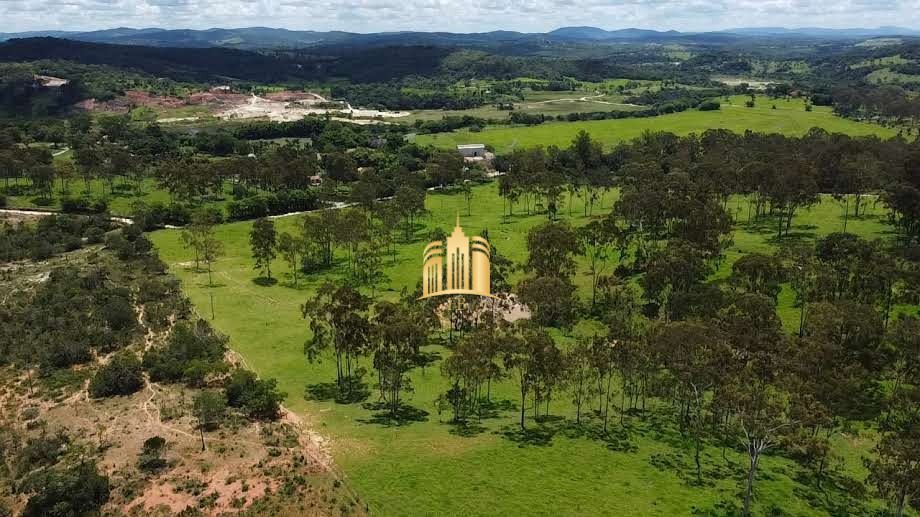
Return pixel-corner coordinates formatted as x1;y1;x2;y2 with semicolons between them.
1;0;919;34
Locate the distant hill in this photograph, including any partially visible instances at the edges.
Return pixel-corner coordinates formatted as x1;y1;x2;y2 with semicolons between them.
549;27;681;41
721;26;920;38
2;25;918;51
0;37;317;82
0;37;455;84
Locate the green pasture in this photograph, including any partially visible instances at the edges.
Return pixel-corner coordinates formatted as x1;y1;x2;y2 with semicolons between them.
149;182;907;516
404;89;643;123
414;95;898;152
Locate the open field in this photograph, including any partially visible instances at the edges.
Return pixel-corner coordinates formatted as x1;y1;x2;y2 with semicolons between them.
404;87;648;123
866;67;920;85
1;177;204;216
150;182;907;516
415;95;898;152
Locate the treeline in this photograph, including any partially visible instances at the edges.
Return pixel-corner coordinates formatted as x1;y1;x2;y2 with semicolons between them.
0;37;318;83
0;64;88;117
497;128;920;243
0;213;113;262
330;82;486;111
831;85;920;127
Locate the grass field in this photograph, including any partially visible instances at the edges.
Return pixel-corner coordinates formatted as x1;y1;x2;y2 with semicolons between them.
0;177;213;216
866;67;920;85
414;95;897;152
150;182;907;516
404;90;644;123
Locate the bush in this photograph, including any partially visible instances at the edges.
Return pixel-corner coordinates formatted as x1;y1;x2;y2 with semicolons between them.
14;432;70;477
225;369;285;421
745;100;755;108
138;436;167;472
60;196;107;214
89;351;144;398
21;462;110;517
143;321;227;386
697;100;721;111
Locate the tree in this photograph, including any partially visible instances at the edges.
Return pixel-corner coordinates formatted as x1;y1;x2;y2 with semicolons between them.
887;315;920;407
765;157;819;238
192;390;226;451
393;185;426;241
138;436;168;472
303;209;339;268
565;337;597;425
501;323;562;430
302;282;371;393
426;150;464;188
779;243;819;337
441;319;503;422
652;320;724;482
516;276;578;328
730;253;785;301
371;301;430;417
181;208;223;286
324;151;358;182
200;229;224;289
27;164;55;201
838;152;880;223
21;462;110;517
641;242;712;319
578;219;615;306
866;385;920;517
249;217;277;279
525;221;581;279
277;231;304;286
89;351;144;398
734;381;793;516
225;369;285;420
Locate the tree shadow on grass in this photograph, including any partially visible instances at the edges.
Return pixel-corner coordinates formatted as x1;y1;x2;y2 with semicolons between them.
304;376;369;404
252;277;278;287
358;402;429;427
447;421;489;438
477;398;517;420
498;422;560;447
565;419;639;453
413;350;442;371
791;469;873;516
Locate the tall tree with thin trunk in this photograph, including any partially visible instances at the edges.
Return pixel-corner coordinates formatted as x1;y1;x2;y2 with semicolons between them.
249;217;277;280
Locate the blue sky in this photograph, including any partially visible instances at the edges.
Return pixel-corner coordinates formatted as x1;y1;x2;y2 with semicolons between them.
1;0;918;33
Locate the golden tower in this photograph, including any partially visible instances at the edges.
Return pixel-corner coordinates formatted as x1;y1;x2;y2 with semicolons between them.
420;214;493;299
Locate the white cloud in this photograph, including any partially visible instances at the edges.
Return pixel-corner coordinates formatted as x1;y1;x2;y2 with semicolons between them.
0;0;917;33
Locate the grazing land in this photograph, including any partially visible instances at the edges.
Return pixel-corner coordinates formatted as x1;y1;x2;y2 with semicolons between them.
415;95;898;152
150;183;903;515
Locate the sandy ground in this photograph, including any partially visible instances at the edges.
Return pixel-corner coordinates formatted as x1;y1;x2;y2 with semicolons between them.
217;93;409;123
35;75;69;87
76;88;409;125
0;360;350;516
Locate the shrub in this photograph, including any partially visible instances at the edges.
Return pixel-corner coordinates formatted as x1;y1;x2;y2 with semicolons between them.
89;351;144;398
138;436;167;472
225;369;285;421
143;321;227;386
21;462;110;517
14;432;70;477
697;100;720;111
745;100;755;108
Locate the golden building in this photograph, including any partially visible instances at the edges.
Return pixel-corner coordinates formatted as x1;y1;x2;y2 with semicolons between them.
421;214;493;299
